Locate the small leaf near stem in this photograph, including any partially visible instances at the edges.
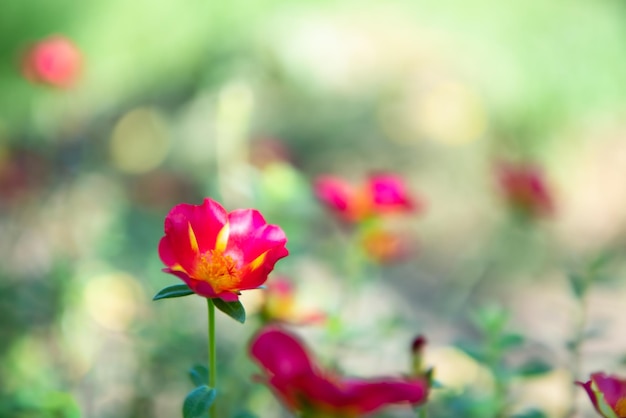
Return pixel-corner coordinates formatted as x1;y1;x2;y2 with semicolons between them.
153;283;194;300
182;385;217;418
213;298;246;323
189;365;209;387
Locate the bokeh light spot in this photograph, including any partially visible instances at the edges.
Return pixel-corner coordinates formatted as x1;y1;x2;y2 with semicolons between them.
109;107;170;174
83;272;143;331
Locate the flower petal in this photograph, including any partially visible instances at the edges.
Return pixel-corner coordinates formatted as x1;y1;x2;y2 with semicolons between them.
593;373;626;412
314;176;354;214
341;378;429;413
367;174;415;212
250;327;315;381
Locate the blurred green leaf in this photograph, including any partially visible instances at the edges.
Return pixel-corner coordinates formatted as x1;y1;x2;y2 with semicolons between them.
182;385;216;418
567;272;588;299
471;306;509;336
516;359;552;377
498;333;525;349
454;341;486;364
153;284;194;301
233;411;258;418
589;251;614;274
188;365;209;387
213;298;246;323
512;409;548;418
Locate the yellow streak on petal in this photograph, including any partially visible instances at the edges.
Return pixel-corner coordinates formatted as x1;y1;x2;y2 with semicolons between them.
215;222;229;253
188;222;199;253
170;263;187;273
249;251;268;272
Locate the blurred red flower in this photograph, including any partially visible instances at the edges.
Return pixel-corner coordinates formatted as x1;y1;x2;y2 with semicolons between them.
250;326;429;417
158;198;288;301
259;277;326;325
578;372;626;418
314;174;420;223
496;162;554;218
21;35;82;88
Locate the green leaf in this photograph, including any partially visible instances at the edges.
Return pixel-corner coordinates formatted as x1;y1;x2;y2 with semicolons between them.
511;409;548;418
233;411;258;418
454;341;486;363
188;365;209;387
516;359;552;377
153;284;194;301
471;305;509;336
499;333;525;349
589;251;613;274
567;272;588;299
182;385;217;418
213;298;246;323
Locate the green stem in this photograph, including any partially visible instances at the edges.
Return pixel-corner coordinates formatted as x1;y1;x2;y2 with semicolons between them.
207;298;217;418
417;406;428;418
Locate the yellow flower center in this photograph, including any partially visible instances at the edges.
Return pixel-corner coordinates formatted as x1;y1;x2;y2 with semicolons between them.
194;250;240;294
615;397;626;417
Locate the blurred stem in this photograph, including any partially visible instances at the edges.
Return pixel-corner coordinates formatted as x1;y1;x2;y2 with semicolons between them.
207;298;217;418
416;405;428;418
567;294;589;418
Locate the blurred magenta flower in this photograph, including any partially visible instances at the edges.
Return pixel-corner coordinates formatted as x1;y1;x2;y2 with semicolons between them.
250;326;429;416
259;277;326;325
158;198;288;301
496;162;554;218
578;372;626;417
314;173;420;223
21;35;82;88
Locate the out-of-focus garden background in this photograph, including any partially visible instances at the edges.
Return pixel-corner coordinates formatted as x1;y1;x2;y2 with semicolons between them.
2;0;626;417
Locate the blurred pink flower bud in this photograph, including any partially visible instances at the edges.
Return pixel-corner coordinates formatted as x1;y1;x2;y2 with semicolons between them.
22;35;82;88
577;372;626;417
314;173;422;223
496;161;554;218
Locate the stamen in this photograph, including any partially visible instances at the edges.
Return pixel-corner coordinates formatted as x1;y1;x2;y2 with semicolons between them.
194;250;240;294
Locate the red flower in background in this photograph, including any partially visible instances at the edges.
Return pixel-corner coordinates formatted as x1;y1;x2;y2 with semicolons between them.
158;198;288;301
259;277;326;325
250;326;429;417
314;174;419;223
22;35;82;88
496;162;554;218
578;373;626;418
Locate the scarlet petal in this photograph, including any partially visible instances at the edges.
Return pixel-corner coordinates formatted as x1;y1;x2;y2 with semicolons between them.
158;236;178;268
577;379;600;413
592;373;626;412
185;198;229;253
161;199;228;272
342;379;429;413
368;174;415;212
250;327;429;415
226;210;286;262
314;176;354;213
250;327;315;381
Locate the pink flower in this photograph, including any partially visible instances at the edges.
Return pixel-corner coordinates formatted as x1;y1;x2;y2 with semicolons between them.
21;35;82;88
158;198;288;301
496;162;554;218
250;326;429;416
578;372;626;417
314;174;419;223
